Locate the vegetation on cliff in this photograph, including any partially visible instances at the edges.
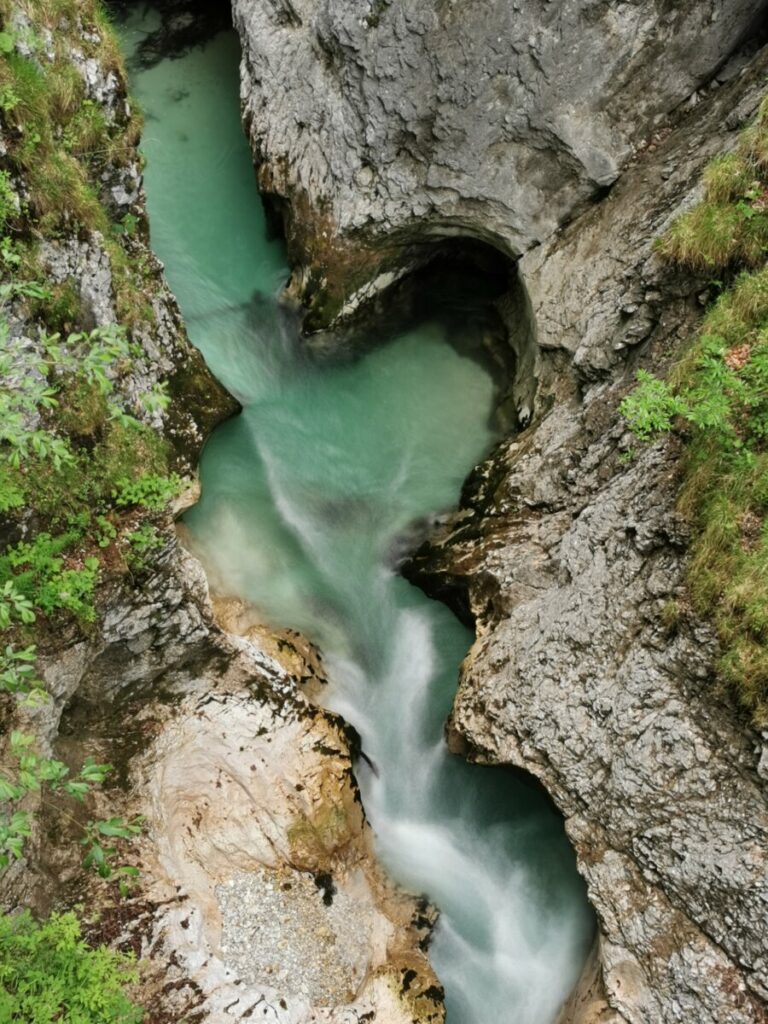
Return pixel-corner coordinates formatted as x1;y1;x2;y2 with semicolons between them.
622;96;768;727
0;910;141;1023
0;0;194;1017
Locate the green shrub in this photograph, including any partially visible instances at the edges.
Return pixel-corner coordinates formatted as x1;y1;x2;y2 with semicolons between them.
0;911;143;1023
620;369;683;440
0;534;99;623
113;473;181;511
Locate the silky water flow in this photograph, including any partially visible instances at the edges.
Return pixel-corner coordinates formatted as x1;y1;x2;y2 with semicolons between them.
120;15;595;1023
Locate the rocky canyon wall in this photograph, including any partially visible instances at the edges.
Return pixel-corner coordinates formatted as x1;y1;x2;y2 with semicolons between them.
232;2;768;1022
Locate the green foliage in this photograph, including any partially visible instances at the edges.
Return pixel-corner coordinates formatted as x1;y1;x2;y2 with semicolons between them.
0;581;35;629
657;96;768;270
0;317;142;483
620;370;683;440
139;380;171;415
0;533;100;623
622;97;768;725
113;473;181;511
0;638;143;885
127;523;162;553
0;643;44;704
0;294;179;618
117;212;138;237
0;910;143;1023
29;279;82;334
0;722;142;886
81;817;143;894
125;524;163;571
0;728;107;864
95;515;118;548
0;170;16;234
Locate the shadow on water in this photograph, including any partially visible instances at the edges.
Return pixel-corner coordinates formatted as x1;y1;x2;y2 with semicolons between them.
117;8;596;1023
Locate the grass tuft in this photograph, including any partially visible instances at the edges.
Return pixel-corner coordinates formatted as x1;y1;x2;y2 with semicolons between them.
657;96;768;271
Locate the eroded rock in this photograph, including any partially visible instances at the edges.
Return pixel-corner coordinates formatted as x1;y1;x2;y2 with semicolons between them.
405;48;768;1024
233;0;764;326
135;676;441;1023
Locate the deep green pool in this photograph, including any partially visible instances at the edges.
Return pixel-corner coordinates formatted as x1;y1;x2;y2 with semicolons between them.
120;15;594;1023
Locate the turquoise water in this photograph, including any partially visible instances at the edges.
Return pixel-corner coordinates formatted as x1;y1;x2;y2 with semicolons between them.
121;17;594;1023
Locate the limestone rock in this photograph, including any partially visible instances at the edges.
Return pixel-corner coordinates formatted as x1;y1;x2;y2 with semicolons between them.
233;0;763;325
405;48;768;1024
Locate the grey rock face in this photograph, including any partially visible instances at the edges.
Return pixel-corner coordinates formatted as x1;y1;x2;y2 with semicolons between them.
234;0;762;323
233;2;768;1020
406;51;768;1024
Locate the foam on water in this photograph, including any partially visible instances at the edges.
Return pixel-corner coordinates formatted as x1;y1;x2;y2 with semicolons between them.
120;15;595;1023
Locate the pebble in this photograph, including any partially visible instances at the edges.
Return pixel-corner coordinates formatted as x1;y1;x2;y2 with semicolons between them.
215;867;374;1005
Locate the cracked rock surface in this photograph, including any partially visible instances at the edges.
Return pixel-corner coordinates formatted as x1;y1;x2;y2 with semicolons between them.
406;51;768;1024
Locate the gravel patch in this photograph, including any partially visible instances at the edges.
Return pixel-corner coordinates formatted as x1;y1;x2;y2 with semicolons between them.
216;867;374;1005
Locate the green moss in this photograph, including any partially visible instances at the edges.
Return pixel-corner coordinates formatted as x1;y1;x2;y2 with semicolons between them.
14;412;171;529
104;237;156;330
622;97;768;726
29;277;83;333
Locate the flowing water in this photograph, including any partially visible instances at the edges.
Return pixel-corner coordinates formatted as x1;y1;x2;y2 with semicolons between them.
120;15;595;1023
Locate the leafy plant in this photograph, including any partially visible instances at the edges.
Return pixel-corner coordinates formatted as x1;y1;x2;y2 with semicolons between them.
0;911;143;1023
0;730;104;863
0;580;36;628
620;370;682;440
0;643;44;704
0;533;100;623
139;380;170;415
113;473;181;511
0;170;17;233
95;515;118;548
82;817;143;895
0;724;142;887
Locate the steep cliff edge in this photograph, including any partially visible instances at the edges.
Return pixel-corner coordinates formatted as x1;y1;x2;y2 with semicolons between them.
232;2;768;1022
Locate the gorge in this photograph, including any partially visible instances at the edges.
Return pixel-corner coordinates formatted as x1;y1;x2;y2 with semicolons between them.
121;10;595;1022
0;2;767;1024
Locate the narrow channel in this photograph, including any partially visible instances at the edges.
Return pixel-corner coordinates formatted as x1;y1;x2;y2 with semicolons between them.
119;12;595;1023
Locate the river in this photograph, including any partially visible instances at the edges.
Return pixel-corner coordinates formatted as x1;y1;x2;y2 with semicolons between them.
119;14;595;1023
